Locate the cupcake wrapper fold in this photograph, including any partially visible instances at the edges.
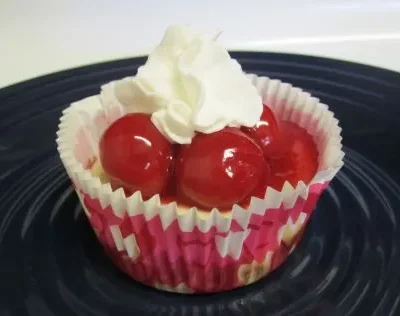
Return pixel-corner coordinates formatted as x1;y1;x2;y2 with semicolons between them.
56;74;344;293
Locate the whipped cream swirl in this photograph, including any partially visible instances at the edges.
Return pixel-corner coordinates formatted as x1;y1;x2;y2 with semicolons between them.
101;24;263;144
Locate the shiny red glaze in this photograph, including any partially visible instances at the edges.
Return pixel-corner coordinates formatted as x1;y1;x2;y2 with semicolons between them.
99;113;174;199
241;105;280;157
267;121;318;190
175;128;268;210
239;162;271;206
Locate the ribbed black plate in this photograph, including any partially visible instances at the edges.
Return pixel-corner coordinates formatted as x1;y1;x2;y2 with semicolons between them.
0;52;400;316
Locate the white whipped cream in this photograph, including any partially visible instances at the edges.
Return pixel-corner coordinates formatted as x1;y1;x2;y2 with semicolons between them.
101;24;263;144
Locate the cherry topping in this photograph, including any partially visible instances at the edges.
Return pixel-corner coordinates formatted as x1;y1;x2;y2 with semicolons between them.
267;121;318;190
239;162;271;206
99;113;174;199
241;105;280;157
175;128;268;210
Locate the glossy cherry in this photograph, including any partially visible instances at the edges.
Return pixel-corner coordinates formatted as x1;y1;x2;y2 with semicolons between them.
175;128;268;210
241;105;280;157
99;113;174;199
239;162;271;205
267;121;318;190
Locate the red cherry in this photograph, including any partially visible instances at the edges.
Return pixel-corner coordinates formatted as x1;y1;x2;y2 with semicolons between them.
239;162;271;206
99;113;174;199
267;121;318;190
175;128;268;210
241;105;280;157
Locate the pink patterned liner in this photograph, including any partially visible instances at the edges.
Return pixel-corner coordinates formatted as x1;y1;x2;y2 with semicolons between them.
56;75;344;293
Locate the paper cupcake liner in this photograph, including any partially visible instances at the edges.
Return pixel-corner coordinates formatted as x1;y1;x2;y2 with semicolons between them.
56;74;344;293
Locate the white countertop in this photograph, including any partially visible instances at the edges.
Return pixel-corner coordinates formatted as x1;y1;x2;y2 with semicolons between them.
1;0;400;88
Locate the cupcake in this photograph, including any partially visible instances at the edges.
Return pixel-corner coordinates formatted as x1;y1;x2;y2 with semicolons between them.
56;25;344;294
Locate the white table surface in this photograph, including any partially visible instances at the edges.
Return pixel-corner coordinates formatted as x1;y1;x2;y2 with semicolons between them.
1;0;400;89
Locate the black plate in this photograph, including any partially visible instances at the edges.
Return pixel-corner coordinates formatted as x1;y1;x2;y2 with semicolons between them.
0;52;400;316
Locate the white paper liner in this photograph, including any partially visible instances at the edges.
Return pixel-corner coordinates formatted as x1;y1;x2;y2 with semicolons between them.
56;75;344;262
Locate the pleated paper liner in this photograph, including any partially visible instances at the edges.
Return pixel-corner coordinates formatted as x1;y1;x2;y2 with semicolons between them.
56;74;344;293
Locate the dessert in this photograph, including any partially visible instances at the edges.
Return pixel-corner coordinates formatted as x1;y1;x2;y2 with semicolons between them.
56;24;344;294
